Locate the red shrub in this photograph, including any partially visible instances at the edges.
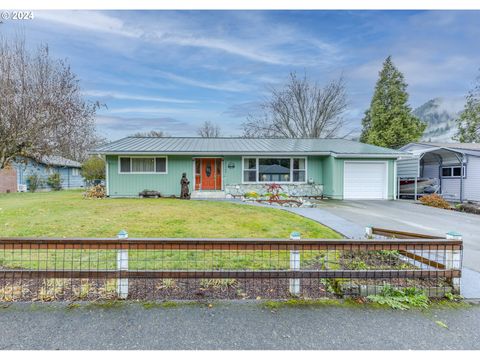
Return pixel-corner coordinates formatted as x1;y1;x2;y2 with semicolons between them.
265;183;283;202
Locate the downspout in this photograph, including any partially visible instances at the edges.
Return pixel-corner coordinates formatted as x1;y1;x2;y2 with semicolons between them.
460;154;464;202
106;158;110;197
394;160;397;200
436;154;442;196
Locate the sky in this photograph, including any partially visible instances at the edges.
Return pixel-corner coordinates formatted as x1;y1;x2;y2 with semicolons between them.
1;10;479;140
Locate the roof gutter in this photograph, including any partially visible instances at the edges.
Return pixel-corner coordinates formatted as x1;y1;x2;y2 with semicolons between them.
331;153;403;159
89;151;333;156
90;150;402;158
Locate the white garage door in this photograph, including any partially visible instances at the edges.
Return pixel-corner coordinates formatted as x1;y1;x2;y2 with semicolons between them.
344;162;387;199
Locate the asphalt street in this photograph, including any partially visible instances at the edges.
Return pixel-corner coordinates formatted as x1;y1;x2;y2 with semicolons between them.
0;302;479;350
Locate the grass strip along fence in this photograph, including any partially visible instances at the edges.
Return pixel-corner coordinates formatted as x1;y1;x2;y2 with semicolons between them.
0;231;462;301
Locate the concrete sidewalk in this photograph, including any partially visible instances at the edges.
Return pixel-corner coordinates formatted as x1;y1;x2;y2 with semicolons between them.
0;302;478;350
283;207;365;238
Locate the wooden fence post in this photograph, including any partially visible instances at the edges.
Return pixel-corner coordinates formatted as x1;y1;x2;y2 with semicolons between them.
445;231;462;293
289;231;301;296
117;230;129;299
365;225;373;239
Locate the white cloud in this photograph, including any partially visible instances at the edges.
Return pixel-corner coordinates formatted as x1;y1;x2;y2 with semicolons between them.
155;71;253;92
35;11;141;38
154;33;285;65
35;10;340;67
83;90;197;104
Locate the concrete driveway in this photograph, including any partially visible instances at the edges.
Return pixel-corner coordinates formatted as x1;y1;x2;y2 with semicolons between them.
315;200;480;272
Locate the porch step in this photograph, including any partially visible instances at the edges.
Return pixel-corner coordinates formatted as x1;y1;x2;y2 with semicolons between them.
190;191;226;200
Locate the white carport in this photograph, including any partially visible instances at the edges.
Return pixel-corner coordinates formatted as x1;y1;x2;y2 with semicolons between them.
397;146;468;201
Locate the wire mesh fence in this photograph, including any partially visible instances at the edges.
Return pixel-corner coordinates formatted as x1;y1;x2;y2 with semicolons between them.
0;235;462;301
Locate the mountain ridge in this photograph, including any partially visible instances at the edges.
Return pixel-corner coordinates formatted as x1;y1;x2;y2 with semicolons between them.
413;97;464;143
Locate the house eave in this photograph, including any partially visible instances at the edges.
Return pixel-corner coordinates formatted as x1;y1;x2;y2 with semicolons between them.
91;151;333;156
332;153;402;159
91;151;402;158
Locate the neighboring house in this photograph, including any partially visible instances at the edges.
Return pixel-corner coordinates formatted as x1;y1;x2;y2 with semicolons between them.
0;156;85;193
93;137;405;200
398;142;480;202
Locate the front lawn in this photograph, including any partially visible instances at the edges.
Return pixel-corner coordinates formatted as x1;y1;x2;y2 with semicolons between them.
0;190;339;238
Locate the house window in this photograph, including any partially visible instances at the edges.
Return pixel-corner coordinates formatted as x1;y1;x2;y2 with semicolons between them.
259;158;291;182
243;158;257;182
243;157;307;183
119;157;168;174
441;165;465;178
120;158;131;173
156;158;166;173
72;168;80;176
293;158;306;182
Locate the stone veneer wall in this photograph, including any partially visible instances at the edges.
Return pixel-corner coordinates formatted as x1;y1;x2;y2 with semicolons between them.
225;183;323;197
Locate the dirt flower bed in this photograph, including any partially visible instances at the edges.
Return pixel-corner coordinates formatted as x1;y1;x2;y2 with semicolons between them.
455;202;480;215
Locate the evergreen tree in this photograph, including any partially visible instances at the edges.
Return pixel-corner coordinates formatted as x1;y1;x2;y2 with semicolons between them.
454;72;480;143
359;109;371;143
360;56;426;148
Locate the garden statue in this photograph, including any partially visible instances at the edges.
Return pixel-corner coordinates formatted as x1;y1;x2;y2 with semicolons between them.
180;173;190;199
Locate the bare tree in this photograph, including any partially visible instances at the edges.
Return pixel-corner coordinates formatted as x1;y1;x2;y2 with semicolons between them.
242;72;348;138
131;130;169;137
0;36;100;168
197;121;222;138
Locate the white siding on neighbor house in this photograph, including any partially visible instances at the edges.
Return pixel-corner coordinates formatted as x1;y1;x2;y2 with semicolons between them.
441;178;461;200
422;163;438;178
397;158;419;178
465;155;480;202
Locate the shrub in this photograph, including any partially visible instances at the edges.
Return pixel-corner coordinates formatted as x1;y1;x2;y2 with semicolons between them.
81;156;106;183
419;194;451;209
367;284;429;310
265;183;283;202
46;173;62;191
27;174;42;192
84;184;106;199
200;279;237;291
244;191;259;199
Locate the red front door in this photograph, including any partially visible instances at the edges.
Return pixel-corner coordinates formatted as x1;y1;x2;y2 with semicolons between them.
195;158;222;190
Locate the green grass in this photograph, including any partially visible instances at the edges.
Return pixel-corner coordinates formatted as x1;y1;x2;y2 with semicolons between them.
0;190;340;271
0;190;339;238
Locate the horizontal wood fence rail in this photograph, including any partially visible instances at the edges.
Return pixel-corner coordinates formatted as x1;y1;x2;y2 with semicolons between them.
0;237;462;251
371;227;447;240
0;269;461;280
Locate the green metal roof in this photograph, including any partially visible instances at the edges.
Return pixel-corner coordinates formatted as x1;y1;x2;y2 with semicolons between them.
93;137;405;157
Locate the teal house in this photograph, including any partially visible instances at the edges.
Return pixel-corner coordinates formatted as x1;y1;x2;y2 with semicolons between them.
93;137;405;200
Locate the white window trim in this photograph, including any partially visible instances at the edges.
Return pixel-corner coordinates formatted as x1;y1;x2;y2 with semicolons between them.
118;156;168;174
441;165;466;179
241;156;308;184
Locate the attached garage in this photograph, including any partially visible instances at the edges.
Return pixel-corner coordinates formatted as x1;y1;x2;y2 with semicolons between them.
343;161;388;200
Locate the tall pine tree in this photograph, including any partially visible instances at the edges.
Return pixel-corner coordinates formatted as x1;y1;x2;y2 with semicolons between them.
360;56;426;148
454;72;480;143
